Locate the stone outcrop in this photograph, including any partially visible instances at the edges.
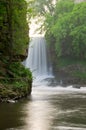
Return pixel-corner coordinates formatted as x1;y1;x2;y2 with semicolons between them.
55;64;86;86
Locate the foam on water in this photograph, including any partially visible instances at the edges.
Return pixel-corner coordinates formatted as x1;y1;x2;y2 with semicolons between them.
57;126;86;130
32;85;86;94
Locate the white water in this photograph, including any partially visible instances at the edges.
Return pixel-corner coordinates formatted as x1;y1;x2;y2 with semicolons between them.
25;36;54;85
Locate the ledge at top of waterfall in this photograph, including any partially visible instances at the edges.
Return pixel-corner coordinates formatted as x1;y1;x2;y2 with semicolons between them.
25;36;54;86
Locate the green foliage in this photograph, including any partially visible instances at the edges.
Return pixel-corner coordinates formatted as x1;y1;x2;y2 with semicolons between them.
57;57;77;68
0;0;30;56
69;3;86;58
30;0;55;16
0;0;33;99
9;62;32;94
0;61;32;98
28;0;56;33
0;1;8;54
73;71;86;79
45;0;86;59
12;0;29;55
9;62;32;80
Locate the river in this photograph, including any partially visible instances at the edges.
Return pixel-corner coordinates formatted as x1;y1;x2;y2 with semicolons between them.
0;86;86;130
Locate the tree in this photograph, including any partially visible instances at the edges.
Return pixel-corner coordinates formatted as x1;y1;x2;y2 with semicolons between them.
45;0;86;59
69;2;86;58
30;0;55;16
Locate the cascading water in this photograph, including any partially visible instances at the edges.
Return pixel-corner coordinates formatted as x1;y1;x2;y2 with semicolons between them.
25;36;54;85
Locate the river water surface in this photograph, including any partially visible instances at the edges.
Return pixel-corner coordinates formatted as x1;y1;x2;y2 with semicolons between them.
0;86;86;130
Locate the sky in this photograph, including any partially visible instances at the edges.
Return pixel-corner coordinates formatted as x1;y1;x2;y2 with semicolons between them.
29;17;45;37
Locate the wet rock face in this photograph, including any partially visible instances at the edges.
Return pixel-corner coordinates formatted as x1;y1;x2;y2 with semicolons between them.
0;81;32;103
61;64;86;73
54;64;86;86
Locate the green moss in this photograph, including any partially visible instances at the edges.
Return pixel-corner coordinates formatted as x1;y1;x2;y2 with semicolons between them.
0;0;32;101
10;62;32;93
0;62;32;101
55;57;86;83
72;71;86;79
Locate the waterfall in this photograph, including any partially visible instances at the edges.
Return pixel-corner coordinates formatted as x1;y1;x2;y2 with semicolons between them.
25;36;54;85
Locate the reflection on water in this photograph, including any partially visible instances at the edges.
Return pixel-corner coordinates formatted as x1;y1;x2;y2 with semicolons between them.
24;101;52;130
0;86;86;130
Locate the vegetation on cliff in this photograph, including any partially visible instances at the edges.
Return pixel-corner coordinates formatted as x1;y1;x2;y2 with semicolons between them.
46;1;86;59
30;0;86;84
45;0;86;84
0;0;32;102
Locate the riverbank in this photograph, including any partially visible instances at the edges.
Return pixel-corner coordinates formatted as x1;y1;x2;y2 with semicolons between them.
0;79;32;103
0;59;32;103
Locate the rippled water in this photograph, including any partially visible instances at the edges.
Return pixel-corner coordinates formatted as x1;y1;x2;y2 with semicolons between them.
0;86;86;130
